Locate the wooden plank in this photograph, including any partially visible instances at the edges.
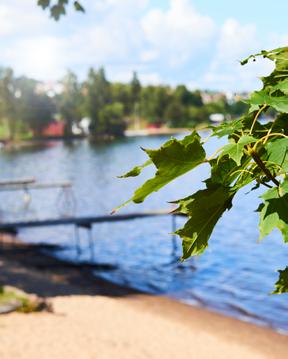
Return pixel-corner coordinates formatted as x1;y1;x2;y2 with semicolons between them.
0;177;35;186
0;181;71;192
0;210;174;231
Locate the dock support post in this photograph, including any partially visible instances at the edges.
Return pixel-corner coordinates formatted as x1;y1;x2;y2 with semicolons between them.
74;225;81;259
87;225;95;262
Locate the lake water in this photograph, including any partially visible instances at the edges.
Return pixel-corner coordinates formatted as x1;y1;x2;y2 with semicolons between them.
0;134;287;333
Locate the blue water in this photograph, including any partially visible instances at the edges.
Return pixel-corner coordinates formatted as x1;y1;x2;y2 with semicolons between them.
0;134;287;333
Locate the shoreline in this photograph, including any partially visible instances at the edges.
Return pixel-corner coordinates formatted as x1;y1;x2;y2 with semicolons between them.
0;236;287;358
0;126;209;151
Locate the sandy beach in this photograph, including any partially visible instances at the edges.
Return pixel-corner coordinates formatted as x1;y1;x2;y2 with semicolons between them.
0;238;287;359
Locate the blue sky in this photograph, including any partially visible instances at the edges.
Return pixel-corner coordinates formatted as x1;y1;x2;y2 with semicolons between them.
1;0;288;91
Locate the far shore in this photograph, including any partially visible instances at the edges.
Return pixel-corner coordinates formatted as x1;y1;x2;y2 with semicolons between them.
125;127;191;137
0;235;287;359
0;125;211;150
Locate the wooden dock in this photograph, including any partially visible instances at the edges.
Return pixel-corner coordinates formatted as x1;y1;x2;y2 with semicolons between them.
0;210;181;261
0;210;176;232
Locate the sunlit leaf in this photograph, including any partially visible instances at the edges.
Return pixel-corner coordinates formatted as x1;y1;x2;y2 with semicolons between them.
118;159;152;178
258;187;288;242
117;132;205;208
273;78;288;95
220;135;256;165
265;137;288;172
210;120;242;138
247;90;288;113
175;185;235;259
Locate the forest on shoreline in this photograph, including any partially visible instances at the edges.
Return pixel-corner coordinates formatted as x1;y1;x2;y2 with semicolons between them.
0;66;248;141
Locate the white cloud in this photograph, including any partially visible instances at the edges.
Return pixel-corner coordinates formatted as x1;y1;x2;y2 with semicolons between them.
140;50;158;62
213;19;258;64
92;0;149;15
141;0;215;67
202;19;274;91
0;0;48;36
1;0;147;80
66;16;144;66
0;0;287;91
0;6;14;35
3;36;66;80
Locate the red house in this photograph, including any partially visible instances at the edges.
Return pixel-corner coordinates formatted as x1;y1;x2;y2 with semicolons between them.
41;121;65;137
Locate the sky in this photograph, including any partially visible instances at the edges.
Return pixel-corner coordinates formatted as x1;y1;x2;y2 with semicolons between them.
1;0;288;92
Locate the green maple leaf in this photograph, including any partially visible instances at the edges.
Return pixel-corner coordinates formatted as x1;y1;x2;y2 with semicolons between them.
206;156;239;188
50;4;66;20
273;78;288;95
37;0;50;9
175;185;235;259
118;159;152;178
220;135;256;165
258;186;288;242
265;138;288;172
210;119;243;138
273;267;288;294
247;90;288;113
115;132;206;210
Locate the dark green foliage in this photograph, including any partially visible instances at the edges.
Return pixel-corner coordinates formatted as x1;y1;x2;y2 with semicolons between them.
139;86;171;125
0;68;17;140
265;138;288;172
229;100;248;117
98;102;127;138
74;1;84;12
0;70;54;139
130;72;141;106
165;99;186;127
119;47;288;293
220;135;256;165
58;70;82;136
273;267;288;294
175;185;234;258
19;90;55;136
258;184;288;242
174;85;203;107
37;0;50;9
82;67;127;139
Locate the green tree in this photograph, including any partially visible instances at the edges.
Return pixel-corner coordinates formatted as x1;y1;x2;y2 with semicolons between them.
83;67;112;136
228;100;249;117
174;85;203;107
140;86;171;125
58;70;82;137
130;71;141;106
0;68;18;140
16;76;55;136
98;102;126;138
111;83;132;116
164;99;186;127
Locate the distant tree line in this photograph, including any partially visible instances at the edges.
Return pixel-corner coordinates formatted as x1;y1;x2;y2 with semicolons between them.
0;66;248;141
